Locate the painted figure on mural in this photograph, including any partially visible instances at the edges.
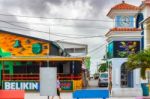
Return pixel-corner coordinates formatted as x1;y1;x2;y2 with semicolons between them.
116;41;139;57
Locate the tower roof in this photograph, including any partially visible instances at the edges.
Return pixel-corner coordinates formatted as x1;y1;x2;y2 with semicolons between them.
111;1;139;10
107;1;140;18
105;28;142;37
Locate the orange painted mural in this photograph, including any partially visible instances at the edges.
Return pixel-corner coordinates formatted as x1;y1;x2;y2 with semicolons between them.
0;32;49;56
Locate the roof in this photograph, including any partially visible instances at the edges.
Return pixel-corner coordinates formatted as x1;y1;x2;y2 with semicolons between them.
111;2;139;10
107;1;140;17
0;29;63;53
142;17;150;24
110;28;142;31
145;0;150;4
140;0;150;10
105;28;142;36
56;40;87;46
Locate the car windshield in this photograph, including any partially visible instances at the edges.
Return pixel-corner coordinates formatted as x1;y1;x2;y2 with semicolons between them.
100;73;108;78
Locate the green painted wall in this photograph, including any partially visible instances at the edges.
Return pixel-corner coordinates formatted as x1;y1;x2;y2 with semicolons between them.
0;48;12;86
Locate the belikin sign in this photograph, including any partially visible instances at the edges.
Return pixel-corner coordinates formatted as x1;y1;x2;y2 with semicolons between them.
3;81;39;91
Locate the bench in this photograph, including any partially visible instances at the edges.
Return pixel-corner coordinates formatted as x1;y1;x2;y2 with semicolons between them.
136;96;150;99
73;89;109;99
0;90;25;99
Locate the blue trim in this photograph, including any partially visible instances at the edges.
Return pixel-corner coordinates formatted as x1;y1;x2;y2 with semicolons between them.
129;16;134;27
136;13;144;50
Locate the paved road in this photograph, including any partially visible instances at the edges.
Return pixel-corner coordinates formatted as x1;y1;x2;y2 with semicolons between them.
88;79;99;88
24;79;135;99
25;92;72;99
88;78;108;89
25;92;135;99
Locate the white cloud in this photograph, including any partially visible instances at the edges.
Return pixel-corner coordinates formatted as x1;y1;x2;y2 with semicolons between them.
0;0;142;73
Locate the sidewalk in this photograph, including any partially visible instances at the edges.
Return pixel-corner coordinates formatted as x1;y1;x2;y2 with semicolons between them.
25;92;72;99
25;92;136;99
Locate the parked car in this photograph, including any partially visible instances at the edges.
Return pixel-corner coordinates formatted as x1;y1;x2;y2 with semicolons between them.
94;73;99;79
89;74;94;80
98;72;108;87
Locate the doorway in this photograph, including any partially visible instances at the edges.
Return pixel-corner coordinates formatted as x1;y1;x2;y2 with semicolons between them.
121;63;134;88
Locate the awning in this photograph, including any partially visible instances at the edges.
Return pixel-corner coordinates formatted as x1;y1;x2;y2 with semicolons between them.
0;56;82;61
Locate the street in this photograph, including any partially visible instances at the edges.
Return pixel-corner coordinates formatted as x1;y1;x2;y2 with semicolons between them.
24;79;135;99
25;79;103;99
88;78;99;88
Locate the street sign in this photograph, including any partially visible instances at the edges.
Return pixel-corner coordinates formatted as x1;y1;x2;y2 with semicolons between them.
60;80;73;91
40;67;57;96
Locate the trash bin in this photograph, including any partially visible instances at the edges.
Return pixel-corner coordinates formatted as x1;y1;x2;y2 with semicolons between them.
141;83;149;96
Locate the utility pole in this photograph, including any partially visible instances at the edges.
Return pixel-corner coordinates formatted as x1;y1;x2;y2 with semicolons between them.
47;27;50;99
97;62;99;73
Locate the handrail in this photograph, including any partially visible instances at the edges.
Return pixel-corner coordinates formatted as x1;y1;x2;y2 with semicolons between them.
3;73;82;80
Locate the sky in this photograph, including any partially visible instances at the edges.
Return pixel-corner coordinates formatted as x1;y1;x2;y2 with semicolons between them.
0;0;141;74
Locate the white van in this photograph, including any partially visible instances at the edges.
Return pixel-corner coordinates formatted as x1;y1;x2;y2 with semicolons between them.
98;72;108;87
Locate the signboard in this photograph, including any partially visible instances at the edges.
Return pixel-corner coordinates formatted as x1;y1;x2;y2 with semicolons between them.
3;81;39;91
40;67;57;96
114;41;140;58
60;80;73;91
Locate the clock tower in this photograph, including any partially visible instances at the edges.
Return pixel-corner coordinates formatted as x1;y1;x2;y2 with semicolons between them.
106;1;142;97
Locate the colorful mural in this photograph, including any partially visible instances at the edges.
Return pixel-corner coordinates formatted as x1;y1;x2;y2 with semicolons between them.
0;32;49;56
114;41;140;58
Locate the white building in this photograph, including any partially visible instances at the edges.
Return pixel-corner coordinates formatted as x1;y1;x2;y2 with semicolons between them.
56;40;88;57
134;0;150;85
106;1;142;96
140;0;150;49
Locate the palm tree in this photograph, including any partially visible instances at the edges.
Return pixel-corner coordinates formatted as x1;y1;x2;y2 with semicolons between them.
126;48;150;79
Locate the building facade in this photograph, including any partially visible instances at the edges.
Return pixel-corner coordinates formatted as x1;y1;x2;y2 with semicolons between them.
106;1;142;96
56;40;88;57
140;0;150;49
135;0;150;84
0;30;83;91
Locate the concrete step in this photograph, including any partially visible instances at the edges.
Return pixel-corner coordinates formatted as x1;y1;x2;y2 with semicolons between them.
112;88;142;97
109;98;134;99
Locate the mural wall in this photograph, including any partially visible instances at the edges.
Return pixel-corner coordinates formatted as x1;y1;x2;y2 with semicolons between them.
114;41;140;58
107;41;140;58
0;32;49;56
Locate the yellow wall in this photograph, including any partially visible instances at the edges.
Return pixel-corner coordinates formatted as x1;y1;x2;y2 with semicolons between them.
0;32;49;56
73;80;82;91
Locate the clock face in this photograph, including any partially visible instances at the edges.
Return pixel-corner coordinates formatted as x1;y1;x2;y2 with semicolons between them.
120;16;130;27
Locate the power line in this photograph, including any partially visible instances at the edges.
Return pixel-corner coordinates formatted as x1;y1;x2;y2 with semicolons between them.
0;26;105;38
0;20;111;30
88;43;106;54
0;13;111;22
89;44;106;59
0;13;135;22
0;20;105;38
0;25;105;37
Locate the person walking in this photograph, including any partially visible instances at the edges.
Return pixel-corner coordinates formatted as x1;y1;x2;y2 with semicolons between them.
51;76;61;99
